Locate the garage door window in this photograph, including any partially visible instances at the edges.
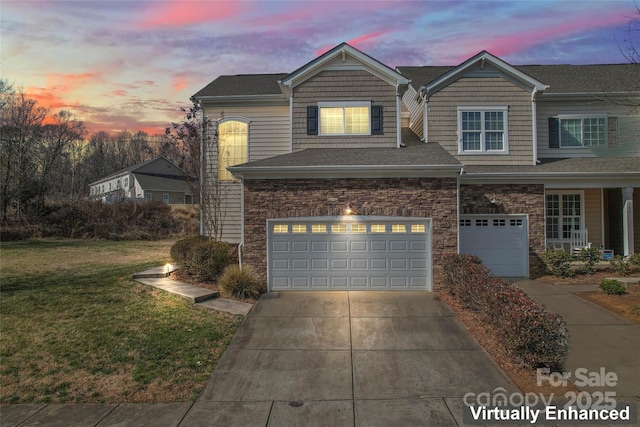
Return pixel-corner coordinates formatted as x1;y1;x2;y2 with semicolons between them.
351;224;366;233
411;224;427;233
312;224;327;233
292;224;307;233
273;224;288;234
371;224;386;233
392;224;407;233
331;224;347;234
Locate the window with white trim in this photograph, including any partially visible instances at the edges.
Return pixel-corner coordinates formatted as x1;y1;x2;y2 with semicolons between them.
559;116;606;147
457;107;508;153
218;120;248;181
546;192;582;239
162;194;169;204
319;101;370;135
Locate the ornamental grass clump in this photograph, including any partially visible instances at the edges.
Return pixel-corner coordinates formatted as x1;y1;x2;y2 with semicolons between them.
218;265;262;299
442;253;569;370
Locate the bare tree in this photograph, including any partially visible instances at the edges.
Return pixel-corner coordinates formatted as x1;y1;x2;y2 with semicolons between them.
166;103;230;240
618;0;640;63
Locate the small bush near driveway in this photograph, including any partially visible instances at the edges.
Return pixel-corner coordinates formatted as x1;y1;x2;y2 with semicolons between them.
541;250;574;278
599;279;627;295
442;254;569;370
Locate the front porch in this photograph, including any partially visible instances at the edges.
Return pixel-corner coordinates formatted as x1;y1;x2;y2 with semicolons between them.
545;187;638;257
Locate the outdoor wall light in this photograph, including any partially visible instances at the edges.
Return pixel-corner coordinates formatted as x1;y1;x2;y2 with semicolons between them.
344;203;353;215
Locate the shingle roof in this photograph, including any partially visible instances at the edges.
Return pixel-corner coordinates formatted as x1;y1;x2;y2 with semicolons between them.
229;129;460;170
191;73;288;98
398;64;640;94
133;173;194;193
464;157;640;175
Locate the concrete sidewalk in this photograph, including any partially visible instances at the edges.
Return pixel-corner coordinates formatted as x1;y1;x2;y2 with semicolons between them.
514;279;640;398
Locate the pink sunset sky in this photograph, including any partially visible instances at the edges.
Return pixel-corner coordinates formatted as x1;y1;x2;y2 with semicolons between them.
2;0;637;136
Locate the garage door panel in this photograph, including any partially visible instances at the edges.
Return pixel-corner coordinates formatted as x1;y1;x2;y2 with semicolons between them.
331;241;348;252
311;241;328;252
268;217;431;291
459;215;528;277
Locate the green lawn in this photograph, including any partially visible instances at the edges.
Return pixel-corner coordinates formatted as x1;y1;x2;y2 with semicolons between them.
0;239;242;403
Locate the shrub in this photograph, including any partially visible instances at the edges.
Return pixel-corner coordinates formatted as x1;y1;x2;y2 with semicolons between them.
170;237;230;281
442;254;569;370
578;246;601;274
541;250;574;278
610;255;630;276
629;253;640;267
218;264;262;299
599;279;626;295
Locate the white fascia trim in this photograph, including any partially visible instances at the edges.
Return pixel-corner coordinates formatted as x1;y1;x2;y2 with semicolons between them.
426;51;548;94
194;94;287;104
229;165;461;179
281;44;409;88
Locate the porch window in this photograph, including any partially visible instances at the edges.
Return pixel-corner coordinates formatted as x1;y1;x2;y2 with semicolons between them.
559;116;606;147
457;107;508;153
546;193;582;239
218;120;248;181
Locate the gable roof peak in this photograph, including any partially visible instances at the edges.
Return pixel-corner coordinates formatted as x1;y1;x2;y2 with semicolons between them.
280;42;409;89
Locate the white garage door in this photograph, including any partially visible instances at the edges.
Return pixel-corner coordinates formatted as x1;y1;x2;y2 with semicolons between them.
267;216;432;291
459;215;528;276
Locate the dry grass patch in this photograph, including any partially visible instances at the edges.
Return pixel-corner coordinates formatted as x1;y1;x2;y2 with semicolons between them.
577;283;640;324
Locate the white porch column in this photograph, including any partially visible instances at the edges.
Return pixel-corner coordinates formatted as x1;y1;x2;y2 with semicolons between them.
622;187;634;256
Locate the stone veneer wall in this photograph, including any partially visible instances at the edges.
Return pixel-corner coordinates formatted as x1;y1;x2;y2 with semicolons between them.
460;184;546;277
242;178;458;290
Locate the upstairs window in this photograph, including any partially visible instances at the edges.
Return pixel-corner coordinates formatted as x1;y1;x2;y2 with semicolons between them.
307;102;383;136
218;119;248;181
457;107;508;154
549;116;606;148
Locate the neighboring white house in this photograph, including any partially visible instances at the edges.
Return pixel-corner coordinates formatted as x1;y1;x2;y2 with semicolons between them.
89;156;195;204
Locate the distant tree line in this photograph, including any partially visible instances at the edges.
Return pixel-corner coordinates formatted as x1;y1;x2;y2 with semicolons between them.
0;80;196;225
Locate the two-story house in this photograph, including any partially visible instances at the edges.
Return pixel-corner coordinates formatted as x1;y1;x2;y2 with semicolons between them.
89;156;195;204
192;43;639;291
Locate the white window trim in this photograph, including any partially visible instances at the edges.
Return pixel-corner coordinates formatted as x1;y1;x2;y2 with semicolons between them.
557;114;607;149
457;106;509;154
545;190;585;242
318;101;371;136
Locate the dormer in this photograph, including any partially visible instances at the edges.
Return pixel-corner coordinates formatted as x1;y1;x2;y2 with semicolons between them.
280;43;410;150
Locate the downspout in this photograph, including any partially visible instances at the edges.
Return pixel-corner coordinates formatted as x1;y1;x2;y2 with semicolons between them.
422;87;429;143
531;88;538;165
457;167;464;253
396;83;402;148
289;94;293;152
238;177;245;267
198;100;205;236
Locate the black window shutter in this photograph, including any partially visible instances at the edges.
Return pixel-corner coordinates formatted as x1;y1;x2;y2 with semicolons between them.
307;106;318;135
371;105;383;135
548;117;559;148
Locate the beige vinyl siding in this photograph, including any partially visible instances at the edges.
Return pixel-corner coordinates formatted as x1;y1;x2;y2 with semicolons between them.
292;70;397;149
402;85;424;138
536;99;640;158
204;104;290;162
202;104;289;243
219;183;241;244
584;188;603;249
427;76;534;165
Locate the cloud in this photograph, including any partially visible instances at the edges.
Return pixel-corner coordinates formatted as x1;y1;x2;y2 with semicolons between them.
137;0;243;29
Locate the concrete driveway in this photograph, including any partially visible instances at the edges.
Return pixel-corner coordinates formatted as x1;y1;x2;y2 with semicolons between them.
187;291;517;426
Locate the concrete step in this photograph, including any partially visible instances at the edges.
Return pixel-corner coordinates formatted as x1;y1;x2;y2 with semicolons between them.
197;298;253;316
132;264;179;279
134;278;219;303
